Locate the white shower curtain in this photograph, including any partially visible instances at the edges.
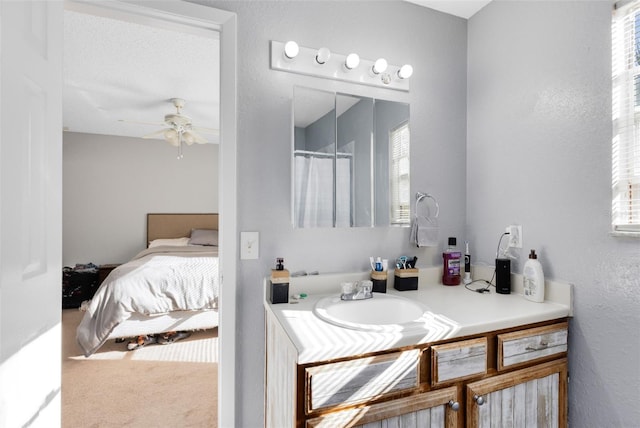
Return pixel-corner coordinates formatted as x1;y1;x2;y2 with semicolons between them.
294;155;334;228
294;154;352;227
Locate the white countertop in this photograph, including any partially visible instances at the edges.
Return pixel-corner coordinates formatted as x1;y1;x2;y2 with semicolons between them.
264;266;573;364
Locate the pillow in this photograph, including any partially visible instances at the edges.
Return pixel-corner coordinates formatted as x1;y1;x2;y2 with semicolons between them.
148;237;190;248
189;229;218;246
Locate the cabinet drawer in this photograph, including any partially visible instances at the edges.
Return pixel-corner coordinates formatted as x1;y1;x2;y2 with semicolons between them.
498;322;568;370
432;337;487;386
305;349;420;413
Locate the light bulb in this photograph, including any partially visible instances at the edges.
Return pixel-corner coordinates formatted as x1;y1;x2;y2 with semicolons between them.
345;53;360;70
164;128;180;146
284;41;299;59
183;131;195;145
372;58;388;74
315;47;331;64
398;64;413;79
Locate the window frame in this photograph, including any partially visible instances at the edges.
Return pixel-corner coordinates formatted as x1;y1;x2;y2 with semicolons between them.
612;0;640;236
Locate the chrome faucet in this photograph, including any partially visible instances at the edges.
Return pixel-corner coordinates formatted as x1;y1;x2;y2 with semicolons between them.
340;280;373;301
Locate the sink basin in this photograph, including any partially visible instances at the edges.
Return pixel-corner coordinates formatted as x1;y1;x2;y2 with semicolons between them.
313;293;432;333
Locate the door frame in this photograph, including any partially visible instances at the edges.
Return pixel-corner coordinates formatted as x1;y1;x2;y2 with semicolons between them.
63;1;237;425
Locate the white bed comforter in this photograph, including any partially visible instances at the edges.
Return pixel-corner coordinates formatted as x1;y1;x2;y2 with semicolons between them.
77;245;219;356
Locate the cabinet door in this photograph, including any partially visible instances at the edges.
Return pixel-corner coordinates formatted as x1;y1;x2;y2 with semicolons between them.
306;387;460;428
466;359;567;428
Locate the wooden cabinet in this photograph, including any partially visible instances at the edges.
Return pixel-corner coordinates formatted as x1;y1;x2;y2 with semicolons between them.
497;322;568;371
265;311;569;428
305;349;420;412
466;359;568;428
306;387;460;428
431;338;487;386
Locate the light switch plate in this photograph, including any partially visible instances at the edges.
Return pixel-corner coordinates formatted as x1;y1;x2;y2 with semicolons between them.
240;231;259;260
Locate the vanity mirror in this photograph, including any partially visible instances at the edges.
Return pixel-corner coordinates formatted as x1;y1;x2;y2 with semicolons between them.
293;86;410;228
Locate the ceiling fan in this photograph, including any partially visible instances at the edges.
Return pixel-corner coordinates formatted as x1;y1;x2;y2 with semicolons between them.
121;98;218;159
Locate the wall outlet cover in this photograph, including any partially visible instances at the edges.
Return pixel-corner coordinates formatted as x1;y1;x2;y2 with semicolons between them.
508;225;522;248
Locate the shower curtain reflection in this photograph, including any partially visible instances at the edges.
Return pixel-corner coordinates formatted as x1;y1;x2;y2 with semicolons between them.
294;151;352;228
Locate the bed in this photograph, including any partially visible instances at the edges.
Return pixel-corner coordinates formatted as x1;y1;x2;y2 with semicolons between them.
76;213;220;357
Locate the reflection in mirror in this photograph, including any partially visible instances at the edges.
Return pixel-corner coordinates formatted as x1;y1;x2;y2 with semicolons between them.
293;86;409;228
375;99;410;226
337;94;374;227
293;87;336;228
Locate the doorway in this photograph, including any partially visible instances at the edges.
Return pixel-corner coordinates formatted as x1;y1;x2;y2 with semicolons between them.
61;2;237;426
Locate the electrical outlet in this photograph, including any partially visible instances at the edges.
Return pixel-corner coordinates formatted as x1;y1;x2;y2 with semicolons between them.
240;231;259;260
507;225;522;248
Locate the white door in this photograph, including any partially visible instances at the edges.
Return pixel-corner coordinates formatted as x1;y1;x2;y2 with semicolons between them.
0;1;63;427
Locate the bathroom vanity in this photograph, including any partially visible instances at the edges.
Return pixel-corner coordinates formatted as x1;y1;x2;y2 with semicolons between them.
264;267;572;427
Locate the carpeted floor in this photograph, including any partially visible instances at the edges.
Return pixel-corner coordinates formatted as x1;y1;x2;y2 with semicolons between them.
61;309;218;427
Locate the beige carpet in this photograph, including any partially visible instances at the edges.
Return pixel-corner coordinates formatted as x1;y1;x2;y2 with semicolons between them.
61;309;218;427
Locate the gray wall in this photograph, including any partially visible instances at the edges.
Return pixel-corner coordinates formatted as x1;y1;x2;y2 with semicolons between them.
205;1;468;426
468;1;639;426
63;132;218;266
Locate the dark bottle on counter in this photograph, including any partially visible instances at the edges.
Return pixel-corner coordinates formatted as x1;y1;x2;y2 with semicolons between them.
442;237;461;285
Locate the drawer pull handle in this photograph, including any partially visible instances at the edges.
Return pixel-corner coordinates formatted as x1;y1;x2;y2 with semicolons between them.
474;395;485;406
526;341;549;351
448;400;460;411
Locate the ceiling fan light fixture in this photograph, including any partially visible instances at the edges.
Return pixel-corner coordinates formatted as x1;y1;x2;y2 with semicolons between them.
164;128;180;146
183;131;195;145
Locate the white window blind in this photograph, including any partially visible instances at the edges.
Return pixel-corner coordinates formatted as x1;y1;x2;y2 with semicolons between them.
390;122;410;225
612;1;640;232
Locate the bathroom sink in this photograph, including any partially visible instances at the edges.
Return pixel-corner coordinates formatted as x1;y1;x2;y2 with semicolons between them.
313;293;432;333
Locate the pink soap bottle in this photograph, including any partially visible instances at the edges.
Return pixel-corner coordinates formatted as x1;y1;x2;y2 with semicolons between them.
442;237;461;285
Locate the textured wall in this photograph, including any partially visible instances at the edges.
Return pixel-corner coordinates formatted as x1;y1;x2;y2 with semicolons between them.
204;1;468;426
63;132;218;266
468;1;640;425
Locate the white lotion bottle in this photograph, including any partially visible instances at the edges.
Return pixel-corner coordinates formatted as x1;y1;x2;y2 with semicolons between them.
523;249;544;302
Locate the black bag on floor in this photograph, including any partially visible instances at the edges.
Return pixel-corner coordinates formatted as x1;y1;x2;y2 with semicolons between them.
62;264;99;309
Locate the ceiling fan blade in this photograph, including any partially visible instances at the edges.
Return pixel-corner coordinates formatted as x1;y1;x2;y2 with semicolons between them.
141;128;169;139
185;130;209;145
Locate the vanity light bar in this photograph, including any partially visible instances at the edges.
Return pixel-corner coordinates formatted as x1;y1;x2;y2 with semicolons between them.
270;40;410;92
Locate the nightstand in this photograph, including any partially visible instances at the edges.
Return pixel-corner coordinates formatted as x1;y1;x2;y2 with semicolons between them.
98;263;121;285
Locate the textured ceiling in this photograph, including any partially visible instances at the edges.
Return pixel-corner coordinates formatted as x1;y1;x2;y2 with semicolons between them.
63;10;220;144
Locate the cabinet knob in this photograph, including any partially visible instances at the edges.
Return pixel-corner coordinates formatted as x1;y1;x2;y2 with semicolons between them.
448;400;460;411
473;395;485;406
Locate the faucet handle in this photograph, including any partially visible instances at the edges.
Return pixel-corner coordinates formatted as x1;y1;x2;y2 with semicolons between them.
341;282;354;295
359;280;373;295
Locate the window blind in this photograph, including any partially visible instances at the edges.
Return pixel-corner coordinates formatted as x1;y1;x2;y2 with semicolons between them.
612;1;640;232
390;122;410;225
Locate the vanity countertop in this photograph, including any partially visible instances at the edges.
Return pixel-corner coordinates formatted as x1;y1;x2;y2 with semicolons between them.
264;266;573;364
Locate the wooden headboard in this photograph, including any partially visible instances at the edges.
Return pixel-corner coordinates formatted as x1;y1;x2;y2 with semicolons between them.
147;213;218;244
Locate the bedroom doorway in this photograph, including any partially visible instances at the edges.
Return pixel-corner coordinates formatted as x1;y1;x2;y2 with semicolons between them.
61;2;237;427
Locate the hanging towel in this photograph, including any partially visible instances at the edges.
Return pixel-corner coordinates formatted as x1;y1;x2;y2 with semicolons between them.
410;193;439;247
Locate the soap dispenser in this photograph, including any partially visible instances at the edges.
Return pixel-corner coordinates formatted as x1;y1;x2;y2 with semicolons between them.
523;250;544;302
